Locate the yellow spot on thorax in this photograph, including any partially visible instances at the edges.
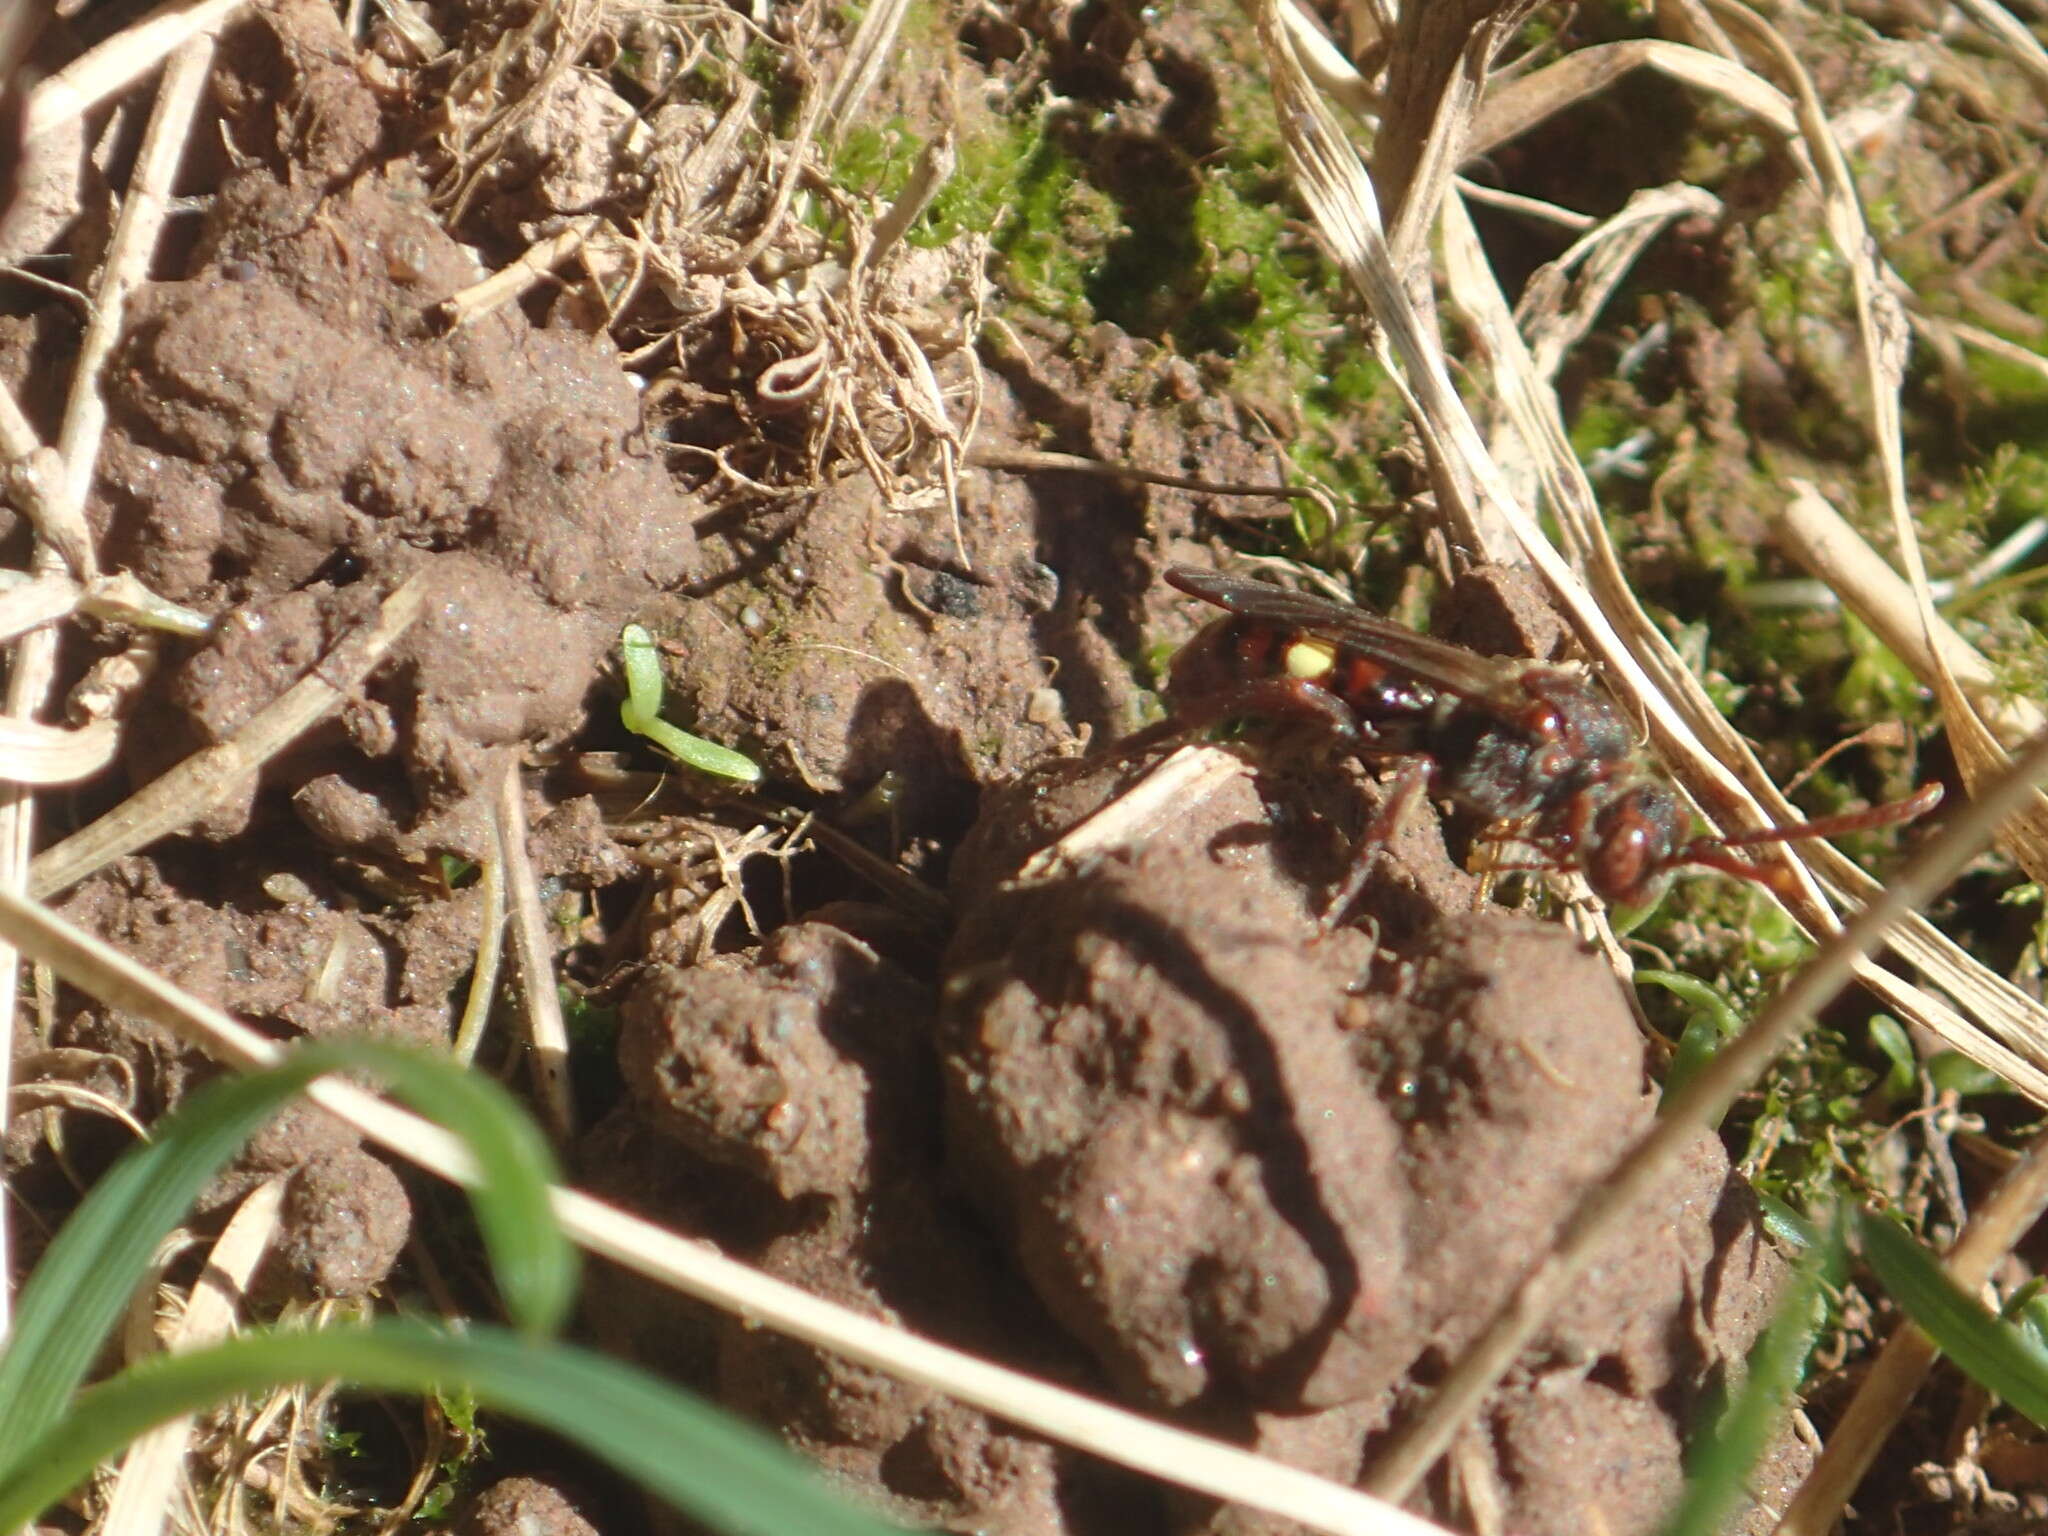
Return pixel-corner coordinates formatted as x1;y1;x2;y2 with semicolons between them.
1283;636;1337;680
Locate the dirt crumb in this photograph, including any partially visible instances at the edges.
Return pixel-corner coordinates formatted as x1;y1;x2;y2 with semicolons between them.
619;922;934;1201
458;1478;600;1536
271;1146;412;1300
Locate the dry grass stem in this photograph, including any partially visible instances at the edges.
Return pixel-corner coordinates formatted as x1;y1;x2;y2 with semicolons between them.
1257;0;1519;561
820;0;913;147
0;572;209;646
860;130;955;274
55;34;222;568
0;571;82;644
1949;0;2048;108
1363;726;2048;1501
1775;487;2045;752
27;572;431;902
0;882;1455;1536
1014;745;1247;884
1277;0;1381;120
0;33;217;1345
1470;39;1797;159
496;760;575;1146
101;1179;285;1536
74;572;213;637
437;215;602;329
1451;176;1595;231
1929;315;2048;385
451;847;509;1067
1777;1125;2048;1536
1514;184;1721;382
0;716;120;785
968;446;1339;523
22;0;247;144
0;390;47;464
1384;18;1506;274
1359;6;2048;1103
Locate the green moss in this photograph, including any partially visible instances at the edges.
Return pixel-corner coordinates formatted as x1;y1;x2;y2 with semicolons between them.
834;119;920;205
1568;398;1637;464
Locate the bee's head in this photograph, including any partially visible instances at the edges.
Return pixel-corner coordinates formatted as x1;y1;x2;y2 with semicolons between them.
1584;782;1686;907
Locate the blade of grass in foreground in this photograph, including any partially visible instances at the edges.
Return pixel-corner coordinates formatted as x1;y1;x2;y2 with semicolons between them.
0;1319;903;1536
1858;1205;2048;1427
0;1041;572;1454
1660;1221;1832;1536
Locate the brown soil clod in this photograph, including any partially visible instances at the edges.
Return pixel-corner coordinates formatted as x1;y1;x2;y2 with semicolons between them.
936;748;1809;1535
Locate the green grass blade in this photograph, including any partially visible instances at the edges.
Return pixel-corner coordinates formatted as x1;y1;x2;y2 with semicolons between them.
1857;1206;2048;1427
1639;969;1742;1116
0;1320;904;1536
1661;1223;1833;1536
0;1049;350;1451
320;1044;573;1336
0;1041;572;1457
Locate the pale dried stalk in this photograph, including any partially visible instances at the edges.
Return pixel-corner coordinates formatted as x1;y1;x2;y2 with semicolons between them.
1013;745;1247;884
27;573;430;902
22;0;248;144
1715;1;2048;953
1261;4;1785;854
1385;17;1501;274
451;847;508;1067
1279;0;1380;120
0;429;74;564
967;446;1339;525
0;31;218;1350
102;1179;286;1536
0;571;210;645
51;29;222;554
495;760;574;1145
438;215;601;329
820;0;912;147
1776;1125;2048;1536
1513;183;1721;383
1436;186;2043;1106
1775;488;2044;755
0;887;1454;1536
1256;0;1518;561
1451;176;1595;231
1470;37;1797;156
860;131;955;274
1949;0;2048;110
1363;728;2048;1501
0;716;120;784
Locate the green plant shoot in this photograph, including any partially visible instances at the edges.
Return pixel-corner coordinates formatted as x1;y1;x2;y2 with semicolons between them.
618;625;762;783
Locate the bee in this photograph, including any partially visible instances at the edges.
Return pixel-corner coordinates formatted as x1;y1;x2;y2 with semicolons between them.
1161;564;1941;920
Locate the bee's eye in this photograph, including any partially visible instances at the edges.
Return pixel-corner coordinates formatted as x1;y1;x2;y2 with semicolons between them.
1588;792;1671;905
1588;822;1652;904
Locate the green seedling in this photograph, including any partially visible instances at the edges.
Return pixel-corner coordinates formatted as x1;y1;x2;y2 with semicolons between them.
618;625;763;784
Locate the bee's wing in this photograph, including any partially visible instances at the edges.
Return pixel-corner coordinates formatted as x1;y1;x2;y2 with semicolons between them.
1164;565;1531;705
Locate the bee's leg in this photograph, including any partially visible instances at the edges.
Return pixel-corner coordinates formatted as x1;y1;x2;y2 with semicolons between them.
1108;677;1365;762
1468;818;1542;911
1319;757;1434;934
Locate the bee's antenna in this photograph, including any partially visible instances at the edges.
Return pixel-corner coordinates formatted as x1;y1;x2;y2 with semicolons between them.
1674;782;1945;897
1709;782;1945;850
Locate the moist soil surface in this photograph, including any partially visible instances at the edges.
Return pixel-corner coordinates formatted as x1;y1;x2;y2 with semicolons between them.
2;3;1833;1534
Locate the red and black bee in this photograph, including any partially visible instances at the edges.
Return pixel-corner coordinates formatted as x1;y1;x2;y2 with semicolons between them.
1160;564;1941;918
